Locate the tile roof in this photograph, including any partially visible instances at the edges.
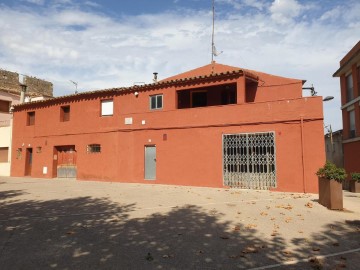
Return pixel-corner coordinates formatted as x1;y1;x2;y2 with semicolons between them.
13;62;251;108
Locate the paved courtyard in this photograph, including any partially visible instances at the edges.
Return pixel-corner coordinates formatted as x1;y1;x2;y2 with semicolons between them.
0;177;359;269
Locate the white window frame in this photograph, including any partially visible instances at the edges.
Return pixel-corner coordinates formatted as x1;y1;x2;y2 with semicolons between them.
150;94;163;110
101;99;113;116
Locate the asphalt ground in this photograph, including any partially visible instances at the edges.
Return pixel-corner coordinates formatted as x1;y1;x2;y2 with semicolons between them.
0;177;359;270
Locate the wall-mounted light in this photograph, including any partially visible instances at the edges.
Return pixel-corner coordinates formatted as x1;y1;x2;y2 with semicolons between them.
134;92;139;97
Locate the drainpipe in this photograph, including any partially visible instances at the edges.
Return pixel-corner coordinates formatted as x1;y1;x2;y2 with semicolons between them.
300;116;306;193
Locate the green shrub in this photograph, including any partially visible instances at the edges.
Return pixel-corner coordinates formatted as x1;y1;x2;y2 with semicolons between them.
351;172;360;183
316;162;347;183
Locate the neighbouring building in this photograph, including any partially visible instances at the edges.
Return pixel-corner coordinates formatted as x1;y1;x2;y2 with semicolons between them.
333;41;360;175
11;62;325;193
325;129;343;168
0;69;53;176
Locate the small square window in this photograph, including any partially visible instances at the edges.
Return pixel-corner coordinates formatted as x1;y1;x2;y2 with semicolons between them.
87;144;101;153
36;147;42;153
150;94;163;110
60;105;70;122
16;148;22;160
27;111;35;126
101;100;113;116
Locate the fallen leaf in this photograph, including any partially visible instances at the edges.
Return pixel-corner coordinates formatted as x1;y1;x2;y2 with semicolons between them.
285;217;292;223
66;231;75;235
309;257;323;269
275;204;293;210
305;202;313;208
220;235;230;239
312;247;320;251
336;263;346;269
242;246;259;254
260;212;268;216
245;224;257;229
146;253;154;261
234;226;241;231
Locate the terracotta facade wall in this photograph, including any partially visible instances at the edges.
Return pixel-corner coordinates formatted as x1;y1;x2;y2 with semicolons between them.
11;77;325;193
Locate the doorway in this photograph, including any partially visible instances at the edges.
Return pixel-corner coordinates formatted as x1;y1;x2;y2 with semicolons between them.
55;145;77;178
145;145;156;180
25;148;33;176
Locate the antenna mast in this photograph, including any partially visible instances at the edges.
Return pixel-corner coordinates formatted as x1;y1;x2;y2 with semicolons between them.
211;0;215;62
211;0;222;63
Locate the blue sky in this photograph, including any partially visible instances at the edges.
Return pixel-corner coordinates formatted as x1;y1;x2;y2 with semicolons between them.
0;0;359;131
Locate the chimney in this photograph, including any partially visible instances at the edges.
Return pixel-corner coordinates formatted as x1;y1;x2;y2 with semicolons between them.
153;72;158;83
19;74;27;103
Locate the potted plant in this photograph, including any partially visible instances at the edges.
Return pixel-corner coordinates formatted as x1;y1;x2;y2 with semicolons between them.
349;173;360;193
316;162;347;210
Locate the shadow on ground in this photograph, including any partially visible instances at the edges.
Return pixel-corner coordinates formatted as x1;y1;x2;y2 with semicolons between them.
0;190;359;269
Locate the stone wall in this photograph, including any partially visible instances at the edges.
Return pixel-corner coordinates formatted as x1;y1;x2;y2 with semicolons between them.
0;69;53;97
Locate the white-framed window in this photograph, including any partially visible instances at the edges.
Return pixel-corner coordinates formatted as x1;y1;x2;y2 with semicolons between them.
150;94;163;110
101;99;113;116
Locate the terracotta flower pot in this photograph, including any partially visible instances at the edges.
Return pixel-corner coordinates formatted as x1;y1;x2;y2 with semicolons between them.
318;177;343;210
349;180;360;193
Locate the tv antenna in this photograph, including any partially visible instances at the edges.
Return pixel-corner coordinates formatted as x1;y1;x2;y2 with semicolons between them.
211;0;222;62
69;80;78;94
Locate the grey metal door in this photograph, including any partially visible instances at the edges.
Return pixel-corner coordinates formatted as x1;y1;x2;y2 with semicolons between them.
145;146;156;180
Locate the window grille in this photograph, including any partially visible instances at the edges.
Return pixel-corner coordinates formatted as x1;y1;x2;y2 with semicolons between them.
87;144;101;153
223;132;276;189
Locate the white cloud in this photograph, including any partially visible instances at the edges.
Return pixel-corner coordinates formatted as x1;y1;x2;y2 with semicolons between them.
269;0;303;24
242;0;267;11
22;0;45;5
319;6;342;21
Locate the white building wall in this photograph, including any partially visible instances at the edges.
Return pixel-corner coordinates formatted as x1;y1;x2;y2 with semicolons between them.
0;91;18;176
0;124;12;176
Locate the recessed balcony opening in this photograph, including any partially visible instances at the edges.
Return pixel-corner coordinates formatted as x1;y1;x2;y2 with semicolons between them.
177;83;236;109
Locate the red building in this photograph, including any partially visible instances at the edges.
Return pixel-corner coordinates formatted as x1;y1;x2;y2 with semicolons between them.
11;62;325;193
333;41;360;174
